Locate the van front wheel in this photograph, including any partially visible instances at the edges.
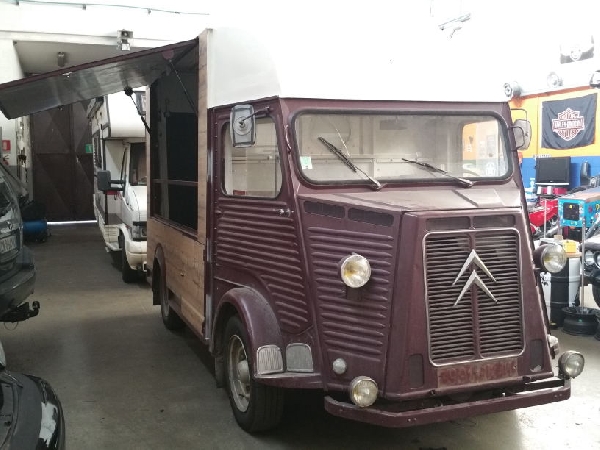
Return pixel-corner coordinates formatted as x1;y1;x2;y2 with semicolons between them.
224;315;283;433
119;234;138;283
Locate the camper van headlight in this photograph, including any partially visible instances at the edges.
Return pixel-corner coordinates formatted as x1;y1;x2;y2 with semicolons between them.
540;245;567;273
558;351;585;379
131;223;147;240
340;254;371;288
585;250;595;266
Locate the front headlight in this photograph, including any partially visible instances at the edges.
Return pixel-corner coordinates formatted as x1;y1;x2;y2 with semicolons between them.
131;224;147;240
349;376;378;407
584;250;595;266
340;254;371;288
541;245;567;273
558;351;585;379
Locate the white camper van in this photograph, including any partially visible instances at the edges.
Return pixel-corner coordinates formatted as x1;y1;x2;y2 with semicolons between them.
88;90;147;282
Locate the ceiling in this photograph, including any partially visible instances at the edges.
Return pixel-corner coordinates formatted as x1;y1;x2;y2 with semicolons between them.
14;40;153;75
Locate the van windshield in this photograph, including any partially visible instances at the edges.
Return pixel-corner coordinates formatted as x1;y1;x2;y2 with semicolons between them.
294;113;510;184
129;144;147;186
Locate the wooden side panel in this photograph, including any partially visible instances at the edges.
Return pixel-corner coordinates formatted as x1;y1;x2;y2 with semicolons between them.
147;33;209;337
148;218;205;333
197;30;209;242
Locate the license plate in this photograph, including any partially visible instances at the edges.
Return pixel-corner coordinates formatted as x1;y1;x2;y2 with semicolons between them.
437;358;518;388
0;235;17;254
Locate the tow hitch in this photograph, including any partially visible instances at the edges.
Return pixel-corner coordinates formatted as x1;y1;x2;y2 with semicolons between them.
1;301;40;323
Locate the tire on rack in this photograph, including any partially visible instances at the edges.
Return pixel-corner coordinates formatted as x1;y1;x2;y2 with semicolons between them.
157;262;185;331
224;315;284;433
592;285;600;309
119;233;138;283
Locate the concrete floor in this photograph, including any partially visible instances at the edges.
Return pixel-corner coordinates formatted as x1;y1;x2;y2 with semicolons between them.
1;223;599;450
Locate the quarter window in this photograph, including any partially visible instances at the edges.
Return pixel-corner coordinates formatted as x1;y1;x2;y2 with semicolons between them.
222;117;282;198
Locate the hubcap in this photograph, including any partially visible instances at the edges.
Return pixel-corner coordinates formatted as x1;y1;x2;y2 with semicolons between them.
228;334;251;412
160;281;169;318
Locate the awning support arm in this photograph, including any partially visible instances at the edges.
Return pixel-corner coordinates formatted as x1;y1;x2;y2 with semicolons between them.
168;60;198;117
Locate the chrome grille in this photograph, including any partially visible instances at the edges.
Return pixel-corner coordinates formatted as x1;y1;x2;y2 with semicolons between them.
425;229;523;363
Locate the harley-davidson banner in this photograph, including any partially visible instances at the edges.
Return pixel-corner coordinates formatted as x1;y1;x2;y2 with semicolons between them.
542;93;596;149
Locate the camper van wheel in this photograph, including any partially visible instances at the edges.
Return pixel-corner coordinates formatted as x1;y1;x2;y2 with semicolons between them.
224;315;284;433
119;234;138;283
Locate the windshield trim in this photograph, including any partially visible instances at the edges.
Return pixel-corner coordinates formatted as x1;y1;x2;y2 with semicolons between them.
289;107;514;188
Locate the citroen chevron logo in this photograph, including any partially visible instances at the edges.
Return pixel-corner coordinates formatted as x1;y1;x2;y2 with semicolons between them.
452;249;497;306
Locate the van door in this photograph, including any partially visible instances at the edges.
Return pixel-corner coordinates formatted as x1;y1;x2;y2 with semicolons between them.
212;106;311;334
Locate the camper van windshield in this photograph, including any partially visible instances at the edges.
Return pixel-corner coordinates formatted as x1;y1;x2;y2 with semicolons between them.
130;145;147;186
294;113;510;184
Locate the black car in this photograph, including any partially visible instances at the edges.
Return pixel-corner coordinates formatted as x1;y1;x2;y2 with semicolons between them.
0;167;38;323
582;223;600;308
0;341;65;449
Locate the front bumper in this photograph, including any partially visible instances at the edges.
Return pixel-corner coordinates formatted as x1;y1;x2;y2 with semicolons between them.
0;246;36;317
125;239;147;271
324;377;570;428
0;371;66;449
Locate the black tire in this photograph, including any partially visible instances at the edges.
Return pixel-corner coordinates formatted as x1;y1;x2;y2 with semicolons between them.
592;285;600;309
158;265;185;331
120;235;138;283
224;315;283;433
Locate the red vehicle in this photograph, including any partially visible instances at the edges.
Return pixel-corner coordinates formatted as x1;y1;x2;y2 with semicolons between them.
529;198;559;238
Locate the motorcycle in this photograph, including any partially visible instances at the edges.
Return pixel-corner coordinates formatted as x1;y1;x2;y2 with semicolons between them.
528;197;559;239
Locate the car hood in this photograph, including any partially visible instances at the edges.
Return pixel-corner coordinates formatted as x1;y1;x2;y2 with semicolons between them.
298;186;521;213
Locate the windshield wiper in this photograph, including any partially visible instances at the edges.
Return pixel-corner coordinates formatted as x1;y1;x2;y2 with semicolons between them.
401;158;473;188
318;137;382;190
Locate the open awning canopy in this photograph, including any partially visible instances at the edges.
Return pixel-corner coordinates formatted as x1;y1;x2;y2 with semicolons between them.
0;38;198;119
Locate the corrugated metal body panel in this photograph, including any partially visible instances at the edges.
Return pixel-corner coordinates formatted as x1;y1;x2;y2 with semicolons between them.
0;39;197;119
308;227;394;358
215;198;309;333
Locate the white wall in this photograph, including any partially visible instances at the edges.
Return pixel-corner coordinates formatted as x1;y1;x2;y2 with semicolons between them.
0;1;209;195
0;39;24;168
0;1;208;45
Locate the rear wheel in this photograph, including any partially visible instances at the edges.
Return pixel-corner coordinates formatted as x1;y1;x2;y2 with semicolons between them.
119;234;138;283
224;315;283;433
158;265;184;331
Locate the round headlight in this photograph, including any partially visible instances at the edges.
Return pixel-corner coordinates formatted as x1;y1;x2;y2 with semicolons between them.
349;376;378;407
541;245;567;273
558;351;585;379
340;254;371;288
585;250;595;266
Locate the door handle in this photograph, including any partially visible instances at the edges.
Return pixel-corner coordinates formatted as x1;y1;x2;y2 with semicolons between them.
215;209;223;217
277;208;293;217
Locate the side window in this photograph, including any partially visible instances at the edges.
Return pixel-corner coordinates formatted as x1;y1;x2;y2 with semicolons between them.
223;117;282;198
150;112;198;231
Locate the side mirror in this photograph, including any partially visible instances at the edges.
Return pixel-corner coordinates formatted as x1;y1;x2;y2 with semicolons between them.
590;70;600;88
97;170;113;192
512;119;532;150
230;105;256;148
